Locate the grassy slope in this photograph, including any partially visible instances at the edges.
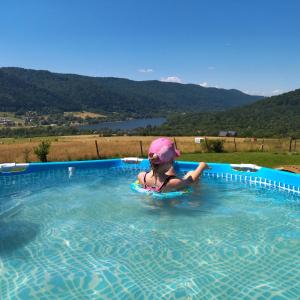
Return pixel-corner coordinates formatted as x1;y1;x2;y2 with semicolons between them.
157;89;300;138
179;152;300;168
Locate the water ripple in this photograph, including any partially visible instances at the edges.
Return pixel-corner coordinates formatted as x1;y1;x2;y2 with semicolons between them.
0;169;300;299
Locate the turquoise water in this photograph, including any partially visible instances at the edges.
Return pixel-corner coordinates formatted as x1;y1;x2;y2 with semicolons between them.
1;168;300;299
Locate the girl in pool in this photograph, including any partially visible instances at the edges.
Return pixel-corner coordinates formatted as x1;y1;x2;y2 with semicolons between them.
138;137;209;193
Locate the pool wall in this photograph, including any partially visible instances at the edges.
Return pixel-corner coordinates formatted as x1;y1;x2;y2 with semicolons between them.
0;159;299;194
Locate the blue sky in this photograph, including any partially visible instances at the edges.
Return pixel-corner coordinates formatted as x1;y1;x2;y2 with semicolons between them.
0;0;299;96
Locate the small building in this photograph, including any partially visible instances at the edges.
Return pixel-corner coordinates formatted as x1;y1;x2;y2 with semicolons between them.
219;130;237;137
0;117;15;126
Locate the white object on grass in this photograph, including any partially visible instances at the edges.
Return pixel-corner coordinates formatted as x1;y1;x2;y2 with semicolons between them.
194;137;205;144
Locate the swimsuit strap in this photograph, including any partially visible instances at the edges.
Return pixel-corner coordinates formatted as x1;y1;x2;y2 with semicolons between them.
143;172;154;190
143;172;176;192
143;172;149;186
157;175;176;192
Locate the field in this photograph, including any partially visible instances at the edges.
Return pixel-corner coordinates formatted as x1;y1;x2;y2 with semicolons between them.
63;111;107;119
180;153;300;168
0;135;300;168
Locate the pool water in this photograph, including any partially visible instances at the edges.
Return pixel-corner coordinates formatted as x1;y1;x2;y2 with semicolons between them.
1;167;300;299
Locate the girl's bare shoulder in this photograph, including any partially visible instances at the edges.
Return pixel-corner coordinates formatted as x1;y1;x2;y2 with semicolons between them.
137;171;146;184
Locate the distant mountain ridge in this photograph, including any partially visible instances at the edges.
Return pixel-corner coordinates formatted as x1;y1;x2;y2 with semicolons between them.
151;89;300;137
0;67;262;116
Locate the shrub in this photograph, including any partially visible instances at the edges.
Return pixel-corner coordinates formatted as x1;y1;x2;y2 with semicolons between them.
207;140;224;153
34;141;51;162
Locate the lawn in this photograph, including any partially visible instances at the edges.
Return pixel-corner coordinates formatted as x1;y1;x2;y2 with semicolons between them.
179;152;300;168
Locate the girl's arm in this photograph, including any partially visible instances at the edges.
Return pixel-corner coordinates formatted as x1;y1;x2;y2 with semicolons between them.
183;162;209;183
164;162;209;191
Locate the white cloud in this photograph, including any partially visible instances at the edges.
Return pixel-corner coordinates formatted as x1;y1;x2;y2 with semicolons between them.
199;82;219;88
242;90;268;96
207;66;215;70
199;82;208;87
271;89;281;95
138;68;154;73
160;76;182;83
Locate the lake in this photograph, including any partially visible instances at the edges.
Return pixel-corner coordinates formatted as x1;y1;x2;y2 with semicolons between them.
80;118;166;131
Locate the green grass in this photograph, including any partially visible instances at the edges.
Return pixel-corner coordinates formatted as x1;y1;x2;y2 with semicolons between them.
179;152;300;168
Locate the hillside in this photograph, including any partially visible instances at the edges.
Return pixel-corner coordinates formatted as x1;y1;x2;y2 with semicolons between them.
139;89;300;138
0;67;262;117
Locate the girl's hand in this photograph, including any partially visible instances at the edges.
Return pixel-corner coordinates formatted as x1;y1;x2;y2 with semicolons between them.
199;162;210;170
182;162;210;184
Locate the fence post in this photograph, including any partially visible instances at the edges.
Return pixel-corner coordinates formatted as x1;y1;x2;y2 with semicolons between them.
289;137;292;152
233;137;237;152
204;136;209;152
94;140;100;158
289;137;293;152
173;137;178;149
139;140;144;157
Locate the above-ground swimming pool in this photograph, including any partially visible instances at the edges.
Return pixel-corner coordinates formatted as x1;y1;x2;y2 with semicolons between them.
1;159;300;299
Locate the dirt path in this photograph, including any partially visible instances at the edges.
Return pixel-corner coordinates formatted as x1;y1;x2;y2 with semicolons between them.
275;165;300;174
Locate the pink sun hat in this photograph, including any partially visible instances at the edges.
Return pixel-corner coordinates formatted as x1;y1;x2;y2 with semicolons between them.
148;137;180;164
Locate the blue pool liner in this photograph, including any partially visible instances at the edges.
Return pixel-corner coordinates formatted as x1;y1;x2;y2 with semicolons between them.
0;159;299;194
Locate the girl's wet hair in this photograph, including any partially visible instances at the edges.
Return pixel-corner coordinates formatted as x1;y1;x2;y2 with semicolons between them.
149;154;160;181
149;155;173;183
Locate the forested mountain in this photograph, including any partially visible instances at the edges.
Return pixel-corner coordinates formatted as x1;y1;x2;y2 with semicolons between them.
141;89;300;138
0;67;262;116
